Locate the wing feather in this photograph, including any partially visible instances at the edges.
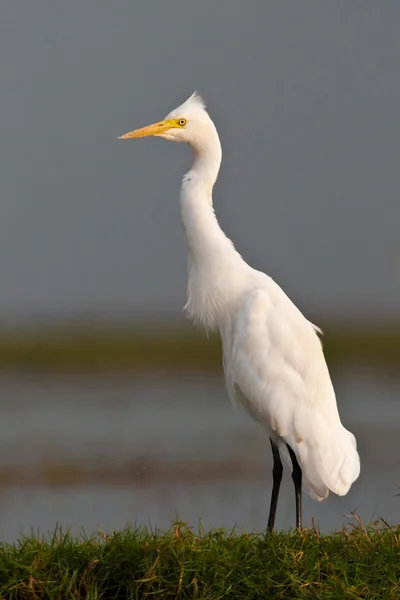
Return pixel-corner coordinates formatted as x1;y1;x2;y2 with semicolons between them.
223;282;360;500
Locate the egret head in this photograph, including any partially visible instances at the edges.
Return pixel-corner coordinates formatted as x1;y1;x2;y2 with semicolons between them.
119;92;213;147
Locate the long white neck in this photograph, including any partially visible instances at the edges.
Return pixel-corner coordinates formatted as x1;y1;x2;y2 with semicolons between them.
180;130;225;256
180;122;247;331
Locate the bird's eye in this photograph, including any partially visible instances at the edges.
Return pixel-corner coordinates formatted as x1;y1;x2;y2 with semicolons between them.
178;119;187;126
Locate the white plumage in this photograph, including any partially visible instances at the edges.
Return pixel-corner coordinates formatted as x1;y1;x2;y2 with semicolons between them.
119;92;360;529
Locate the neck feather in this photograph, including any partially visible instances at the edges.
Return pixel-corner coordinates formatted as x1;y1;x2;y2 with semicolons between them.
179;127;246;331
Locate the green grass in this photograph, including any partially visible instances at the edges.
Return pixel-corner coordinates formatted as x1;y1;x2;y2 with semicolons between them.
1;521;400;599
0;320;399;372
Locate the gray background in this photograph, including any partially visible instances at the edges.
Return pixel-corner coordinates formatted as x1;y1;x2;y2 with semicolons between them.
1;1;399;322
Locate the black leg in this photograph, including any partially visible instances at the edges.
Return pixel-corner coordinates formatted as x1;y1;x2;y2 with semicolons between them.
267;439;283;532
287;444;302;530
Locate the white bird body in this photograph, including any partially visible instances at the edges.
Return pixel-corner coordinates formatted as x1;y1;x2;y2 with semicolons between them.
183;173;359;502
120;92;360;527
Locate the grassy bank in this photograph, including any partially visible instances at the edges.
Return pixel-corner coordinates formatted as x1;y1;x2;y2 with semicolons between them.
0;321;399;372
1;521;399;599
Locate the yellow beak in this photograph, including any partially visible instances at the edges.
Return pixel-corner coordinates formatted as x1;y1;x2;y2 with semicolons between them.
118;119;174;139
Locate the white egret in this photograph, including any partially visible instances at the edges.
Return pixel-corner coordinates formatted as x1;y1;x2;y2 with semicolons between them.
119;93;360;530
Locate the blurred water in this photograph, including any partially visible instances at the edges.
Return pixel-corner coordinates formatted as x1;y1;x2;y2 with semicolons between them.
0;369;398;541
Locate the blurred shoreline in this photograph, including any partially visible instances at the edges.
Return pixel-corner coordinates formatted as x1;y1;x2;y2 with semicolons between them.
0;320;399;372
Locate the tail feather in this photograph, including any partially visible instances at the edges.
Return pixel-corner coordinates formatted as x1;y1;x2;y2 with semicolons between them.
317;429;360;496
279;426;360;501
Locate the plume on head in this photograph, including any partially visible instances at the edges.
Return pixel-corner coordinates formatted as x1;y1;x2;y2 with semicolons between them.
165;92;207;120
